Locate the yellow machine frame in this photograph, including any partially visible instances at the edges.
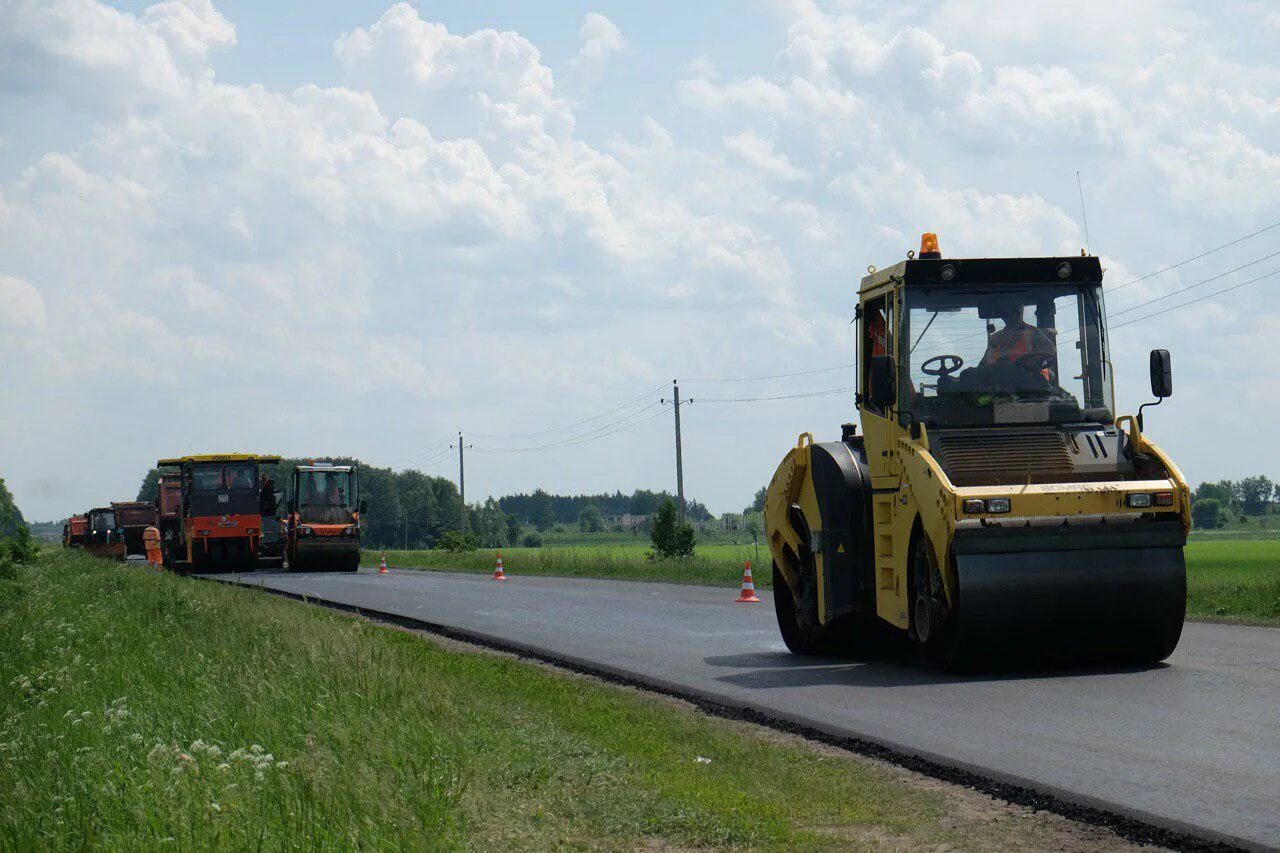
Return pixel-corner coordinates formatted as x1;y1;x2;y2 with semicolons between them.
766;259;1191;632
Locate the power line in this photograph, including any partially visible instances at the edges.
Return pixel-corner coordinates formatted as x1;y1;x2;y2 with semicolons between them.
1105;268;1280;333
472;408;667;454
469;382;667;439
474;401;663;452
1106;249;1280;319
1106;218;1280;294
681;363;854;383
698;386;855;403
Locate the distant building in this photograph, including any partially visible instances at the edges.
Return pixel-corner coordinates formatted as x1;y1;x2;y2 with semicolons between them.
615;513;648;530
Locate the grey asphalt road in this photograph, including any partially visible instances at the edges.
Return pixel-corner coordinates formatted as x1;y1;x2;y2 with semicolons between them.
210;568;1279;848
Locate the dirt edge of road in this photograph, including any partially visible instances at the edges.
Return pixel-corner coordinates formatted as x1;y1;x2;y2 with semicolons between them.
203;575;1245;853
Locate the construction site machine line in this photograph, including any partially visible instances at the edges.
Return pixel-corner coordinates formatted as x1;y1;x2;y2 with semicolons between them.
764;233;1188;670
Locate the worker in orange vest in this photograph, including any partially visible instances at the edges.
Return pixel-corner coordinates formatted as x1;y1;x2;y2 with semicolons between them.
983;298;1055;376
868;306;888;357
143;524;163;567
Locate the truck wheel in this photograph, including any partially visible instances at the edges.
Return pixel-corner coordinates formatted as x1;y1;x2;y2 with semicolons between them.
909;533;960;670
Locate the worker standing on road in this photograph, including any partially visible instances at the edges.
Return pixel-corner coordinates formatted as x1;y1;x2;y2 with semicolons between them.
143;524;163;567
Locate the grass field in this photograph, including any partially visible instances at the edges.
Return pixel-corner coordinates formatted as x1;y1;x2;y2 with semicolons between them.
377;538;1280;626
0;549;1124;849
1183;540;1280;624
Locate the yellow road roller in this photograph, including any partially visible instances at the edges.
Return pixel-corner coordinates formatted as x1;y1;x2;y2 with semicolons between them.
764;234;1188;669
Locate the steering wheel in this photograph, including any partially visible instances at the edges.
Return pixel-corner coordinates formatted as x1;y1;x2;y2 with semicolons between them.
1015;351;1056;377
921;354;964;378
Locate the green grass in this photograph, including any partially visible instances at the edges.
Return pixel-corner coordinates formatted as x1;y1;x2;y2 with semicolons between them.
0;548;1103;849
380;538;1280;626
377;544;764;588
1184;540;1280;625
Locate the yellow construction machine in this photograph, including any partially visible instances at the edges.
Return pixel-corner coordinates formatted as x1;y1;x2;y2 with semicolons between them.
765;234;1188;669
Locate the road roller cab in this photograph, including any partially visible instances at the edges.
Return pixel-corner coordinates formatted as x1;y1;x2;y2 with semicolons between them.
286;462;364;572
765;234;1189;669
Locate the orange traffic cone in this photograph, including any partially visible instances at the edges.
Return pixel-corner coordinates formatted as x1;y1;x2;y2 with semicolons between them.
492;553;507;581
378;553;388;575
735;561;760;603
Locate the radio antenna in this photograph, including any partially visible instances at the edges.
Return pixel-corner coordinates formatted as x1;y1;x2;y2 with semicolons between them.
1076;170;1091;255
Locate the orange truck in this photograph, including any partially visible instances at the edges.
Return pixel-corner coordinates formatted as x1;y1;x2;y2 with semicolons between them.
156;453;282;572
62;515;89;548
287;462;364;572
111;501;159;561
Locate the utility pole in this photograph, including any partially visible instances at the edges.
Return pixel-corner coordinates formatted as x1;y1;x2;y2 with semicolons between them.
451;431;473;506
661;380;692;521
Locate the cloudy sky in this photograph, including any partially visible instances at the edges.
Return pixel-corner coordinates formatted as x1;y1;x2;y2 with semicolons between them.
2;0;1279;521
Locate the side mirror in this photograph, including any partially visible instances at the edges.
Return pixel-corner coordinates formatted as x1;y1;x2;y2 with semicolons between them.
359;500;368;514
1138;349;1172;430
1149;349;1172;398
867;355;897;411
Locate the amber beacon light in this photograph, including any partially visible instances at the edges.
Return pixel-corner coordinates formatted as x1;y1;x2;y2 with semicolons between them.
919;232;941;259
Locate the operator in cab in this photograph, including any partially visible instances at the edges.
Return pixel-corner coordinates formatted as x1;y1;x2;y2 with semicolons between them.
982;298;1055;367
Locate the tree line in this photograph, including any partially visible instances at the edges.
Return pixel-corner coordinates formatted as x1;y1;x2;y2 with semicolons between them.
1190;476;1280;529
496;489;712;528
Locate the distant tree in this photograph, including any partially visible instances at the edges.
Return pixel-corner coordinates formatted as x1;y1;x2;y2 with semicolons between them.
685;500;713;522
522;532;542;548
745;486;767;515
1;526;39;566
468;499;509;548
136;468;161;503
435;530;479;552
1191;499;1222;530
650;499;695;559
577;503;604;533
535;492;557;531
0;476;26;539
1194;481;1236;510
1234;476;1274;515
505;513;522;546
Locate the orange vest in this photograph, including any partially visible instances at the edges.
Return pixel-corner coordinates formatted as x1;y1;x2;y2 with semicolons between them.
869;314;888;357
143;526;161;545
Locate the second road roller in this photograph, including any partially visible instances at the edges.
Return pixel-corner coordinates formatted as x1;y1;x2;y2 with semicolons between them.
764;234;1188;670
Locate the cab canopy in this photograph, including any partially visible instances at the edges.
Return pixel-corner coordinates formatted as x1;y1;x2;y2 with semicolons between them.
157;453;282;466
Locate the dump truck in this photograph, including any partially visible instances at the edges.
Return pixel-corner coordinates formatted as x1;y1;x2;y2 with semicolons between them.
84;507;124;559
155;473;183;566
286;462;364;572
156;453;282;572
764;234;1187;670
111;501;159;561
63;515;88;548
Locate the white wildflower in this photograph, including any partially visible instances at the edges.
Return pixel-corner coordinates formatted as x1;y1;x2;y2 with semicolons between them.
695;756;712;764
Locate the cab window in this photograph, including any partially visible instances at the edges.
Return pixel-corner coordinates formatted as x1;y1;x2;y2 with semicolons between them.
861;294;892;415
192;467;222;491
